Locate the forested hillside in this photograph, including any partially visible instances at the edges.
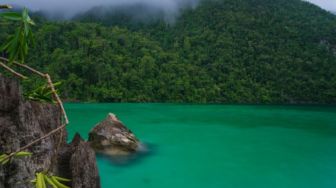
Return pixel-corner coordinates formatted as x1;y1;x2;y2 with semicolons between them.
1;0;336;103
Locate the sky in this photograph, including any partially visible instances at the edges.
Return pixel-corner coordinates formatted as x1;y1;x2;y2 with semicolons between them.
2;0;336;18
306;0;336;12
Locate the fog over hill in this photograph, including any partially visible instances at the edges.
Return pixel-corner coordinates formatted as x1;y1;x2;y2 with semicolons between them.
4;0;336;20
3;0;199;19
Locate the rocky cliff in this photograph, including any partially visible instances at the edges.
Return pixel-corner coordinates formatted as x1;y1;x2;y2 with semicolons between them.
0;74;100;188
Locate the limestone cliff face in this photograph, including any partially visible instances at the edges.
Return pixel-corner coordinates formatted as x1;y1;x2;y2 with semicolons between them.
0;75;100;188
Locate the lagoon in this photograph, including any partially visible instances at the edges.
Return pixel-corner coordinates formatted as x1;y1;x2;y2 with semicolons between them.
65;103;336;188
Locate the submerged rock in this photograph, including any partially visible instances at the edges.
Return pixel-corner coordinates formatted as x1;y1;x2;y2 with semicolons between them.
88;113;141;156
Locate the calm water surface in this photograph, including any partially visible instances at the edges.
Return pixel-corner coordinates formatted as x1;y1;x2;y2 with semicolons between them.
64;103;336;188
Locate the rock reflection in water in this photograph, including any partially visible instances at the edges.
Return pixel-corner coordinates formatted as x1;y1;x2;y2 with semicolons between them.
96;142;154;166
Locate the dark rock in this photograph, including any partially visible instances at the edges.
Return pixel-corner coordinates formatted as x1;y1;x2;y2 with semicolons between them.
0;75;100;188
0;75;20;112
57;134;100;188
88;113;140;156
70;134;100;188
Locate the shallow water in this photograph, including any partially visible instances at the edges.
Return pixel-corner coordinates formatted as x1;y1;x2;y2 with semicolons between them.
65;103;336;188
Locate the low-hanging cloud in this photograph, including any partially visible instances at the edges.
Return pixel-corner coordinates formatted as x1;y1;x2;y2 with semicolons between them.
3;0;200;19
6;0;334;22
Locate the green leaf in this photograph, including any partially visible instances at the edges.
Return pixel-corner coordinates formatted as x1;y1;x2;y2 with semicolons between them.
0;158;9;165
53;82;62;87
51;176;70;188
0;12;21;21
44;176;57;188
36;173;46;188
0;154;9;165
22;8;28;21
53;176;71;182
0;154;7;160
33;172;71;188
14;151;32;157
25;83;61;103
0;40;11;51
1;8;35;63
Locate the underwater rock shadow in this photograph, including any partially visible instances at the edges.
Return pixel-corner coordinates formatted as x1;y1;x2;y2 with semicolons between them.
96;142;157;166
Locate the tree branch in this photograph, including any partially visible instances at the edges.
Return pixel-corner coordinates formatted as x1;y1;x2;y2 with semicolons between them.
0;62;28;79
6;124;67;159
0;57;45;77
46;74;69;124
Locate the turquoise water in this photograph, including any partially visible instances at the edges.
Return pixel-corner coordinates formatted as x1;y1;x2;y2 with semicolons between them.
65;104;336;188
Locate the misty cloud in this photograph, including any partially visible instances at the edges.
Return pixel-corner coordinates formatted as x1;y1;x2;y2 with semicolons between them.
3;0;200;19
4;0;335;21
